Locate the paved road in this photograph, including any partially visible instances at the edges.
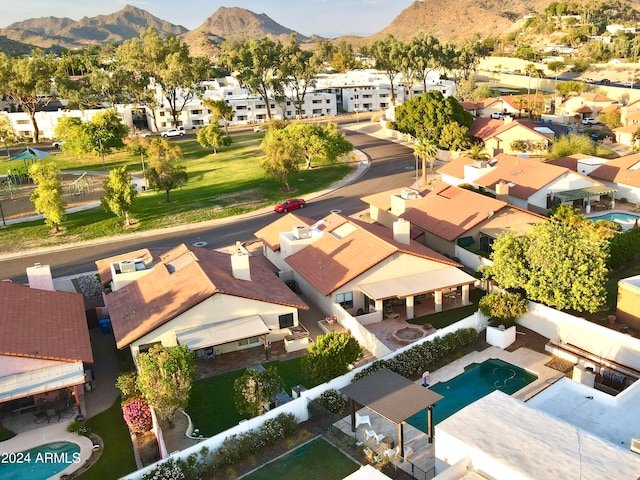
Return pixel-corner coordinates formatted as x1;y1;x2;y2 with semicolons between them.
1;128;417;283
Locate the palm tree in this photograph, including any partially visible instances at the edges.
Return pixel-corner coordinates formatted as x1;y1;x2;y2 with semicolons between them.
465;143;490;161
413;138;438;187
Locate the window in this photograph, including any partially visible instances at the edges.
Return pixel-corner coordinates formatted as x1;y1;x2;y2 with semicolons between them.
193;119;204;126
279;313;294;329
238;337;260;347
336;292;353;309
191;109;202;115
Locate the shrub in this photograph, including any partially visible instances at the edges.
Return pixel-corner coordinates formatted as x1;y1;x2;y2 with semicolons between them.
479;291;528;327
315;389;347;414
67;419;90;436
76;274;104;298
142;458;185;480
122;398;153;433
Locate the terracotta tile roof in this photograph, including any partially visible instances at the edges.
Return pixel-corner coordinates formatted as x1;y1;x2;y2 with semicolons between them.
547;154;596;171
254;213;316;251
284;214;459;296
580;93;613;102
437;155;475;179
95;248;158;285
105;245;308;349
473;154;572;199
590;154;640;187
614;124;640;134
600;104;620;114
477;97;501;108
625;111;640;121
400;186;510;241
574;105;593;113
0;282;93;363
469;118;505;139
459;101;481;111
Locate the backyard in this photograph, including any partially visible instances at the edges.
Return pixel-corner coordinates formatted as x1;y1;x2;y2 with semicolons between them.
241;437;359;480
187;357;319;437
0;133;353;253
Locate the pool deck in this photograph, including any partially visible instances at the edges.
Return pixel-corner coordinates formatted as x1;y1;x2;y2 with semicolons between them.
0;422;94;479
336;346;563;477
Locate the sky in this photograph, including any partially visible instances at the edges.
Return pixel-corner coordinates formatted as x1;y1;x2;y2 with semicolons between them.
2;1;414;38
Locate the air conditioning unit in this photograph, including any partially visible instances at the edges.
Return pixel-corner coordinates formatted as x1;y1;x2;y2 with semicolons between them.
631;435;640;454
120;260;136;273
400;189;419;200
293;226;310;239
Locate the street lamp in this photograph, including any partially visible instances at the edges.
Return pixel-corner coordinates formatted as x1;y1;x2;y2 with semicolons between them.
140;152;147;190
414;151;419;186
98;138;106;171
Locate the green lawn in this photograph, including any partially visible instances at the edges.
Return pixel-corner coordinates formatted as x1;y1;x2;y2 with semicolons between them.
242;438;359;480
0;425;15;442
0;134;353;252
77;399;137;480
187;357;317;437
409;288;486;329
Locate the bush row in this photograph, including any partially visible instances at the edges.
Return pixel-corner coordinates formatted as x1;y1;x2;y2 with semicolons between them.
142;413;298;480
353;328;478;381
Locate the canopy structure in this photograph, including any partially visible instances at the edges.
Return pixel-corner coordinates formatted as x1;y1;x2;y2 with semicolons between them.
341;368;444;453
554;185;617;203
11;147;51;167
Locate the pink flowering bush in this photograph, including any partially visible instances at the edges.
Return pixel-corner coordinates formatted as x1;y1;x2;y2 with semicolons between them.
122;398;152;433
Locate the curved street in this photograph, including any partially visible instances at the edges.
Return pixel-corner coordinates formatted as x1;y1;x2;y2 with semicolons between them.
1;125;418;283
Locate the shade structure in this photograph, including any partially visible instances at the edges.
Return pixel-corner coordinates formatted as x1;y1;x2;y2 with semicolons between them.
341;368;444;452
11;147;51;166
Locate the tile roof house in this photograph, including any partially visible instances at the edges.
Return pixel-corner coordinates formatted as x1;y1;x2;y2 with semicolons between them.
438;153;613;214
362;182;546;259
98;244;308;359
255;213;477;321
558;93;615;118
0;281;93;416
589;153;640;204
469;117;553;156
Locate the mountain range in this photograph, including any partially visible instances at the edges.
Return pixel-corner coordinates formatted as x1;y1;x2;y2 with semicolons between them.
1;1;640;56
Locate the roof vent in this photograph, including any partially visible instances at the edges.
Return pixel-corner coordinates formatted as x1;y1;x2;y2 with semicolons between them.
400;189;419;200
119;260;136;273
293;226;310;239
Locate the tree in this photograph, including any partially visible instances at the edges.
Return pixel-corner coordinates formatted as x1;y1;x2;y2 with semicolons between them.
101;166;138;227
196;123;231;154
286;122;352;169
259;128;302;191
136;344;195;427
370;35;404;105
484;209;609;313
395;90;473;145
54;109;128;159
555;80;586;97
202;99;234;135
29;162;66;232
0;50;55;143
144;138;187;203
117;28;209;127
597;110;622;130
479;291;529;327
302;332;363;384
465;143;490;160
0;113;17;158
439;122;472;151
221;37;282;121
413;138;438;186
546;133;598;159
280;35;321;119
411;33;442;92
233;367;284;417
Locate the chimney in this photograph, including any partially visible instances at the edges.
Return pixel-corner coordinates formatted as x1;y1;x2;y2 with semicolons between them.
231;241;251;281
496;181;510;202
393;218;411;245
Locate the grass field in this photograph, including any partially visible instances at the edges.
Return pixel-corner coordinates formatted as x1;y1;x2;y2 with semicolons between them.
187;357;317;437
0;134;354;252
77;399;137;480
241;437;359;480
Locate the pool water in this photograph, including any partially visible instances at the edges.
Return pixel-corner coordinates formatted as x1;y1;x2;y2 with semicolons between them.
589;212;640;230
407;358;537;432
0;441;81;480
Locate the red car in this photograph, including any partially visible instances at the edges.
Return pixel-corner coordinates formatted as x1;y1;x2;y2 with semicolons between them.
274;198;306;213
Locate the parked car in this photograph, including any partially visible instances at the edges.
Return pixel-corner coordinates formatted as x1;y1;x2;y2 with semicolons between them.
581;118;599;125
52;140;64;149
160;127;185;138
490;112;506;119
253;125;266;133
599;78;611;85
274;198;306;213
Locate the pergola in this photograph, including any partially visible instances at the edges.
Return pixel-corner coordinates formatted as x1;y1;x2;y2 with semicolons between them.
554;185;617;209
340;368;443;456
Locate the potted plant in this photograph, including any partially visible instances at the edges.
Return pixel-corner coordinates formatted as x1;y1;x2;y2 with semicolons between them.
479;291;528;349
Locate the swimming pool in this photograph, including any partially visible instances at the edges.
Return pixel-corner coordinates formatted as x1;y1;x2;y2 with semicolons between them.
589;212;640;230
0;441;81;480
407;358;537;432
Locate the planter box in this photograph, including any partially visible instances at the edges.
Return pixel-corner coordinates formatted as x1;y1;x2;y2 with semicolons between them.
486;325;517;349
